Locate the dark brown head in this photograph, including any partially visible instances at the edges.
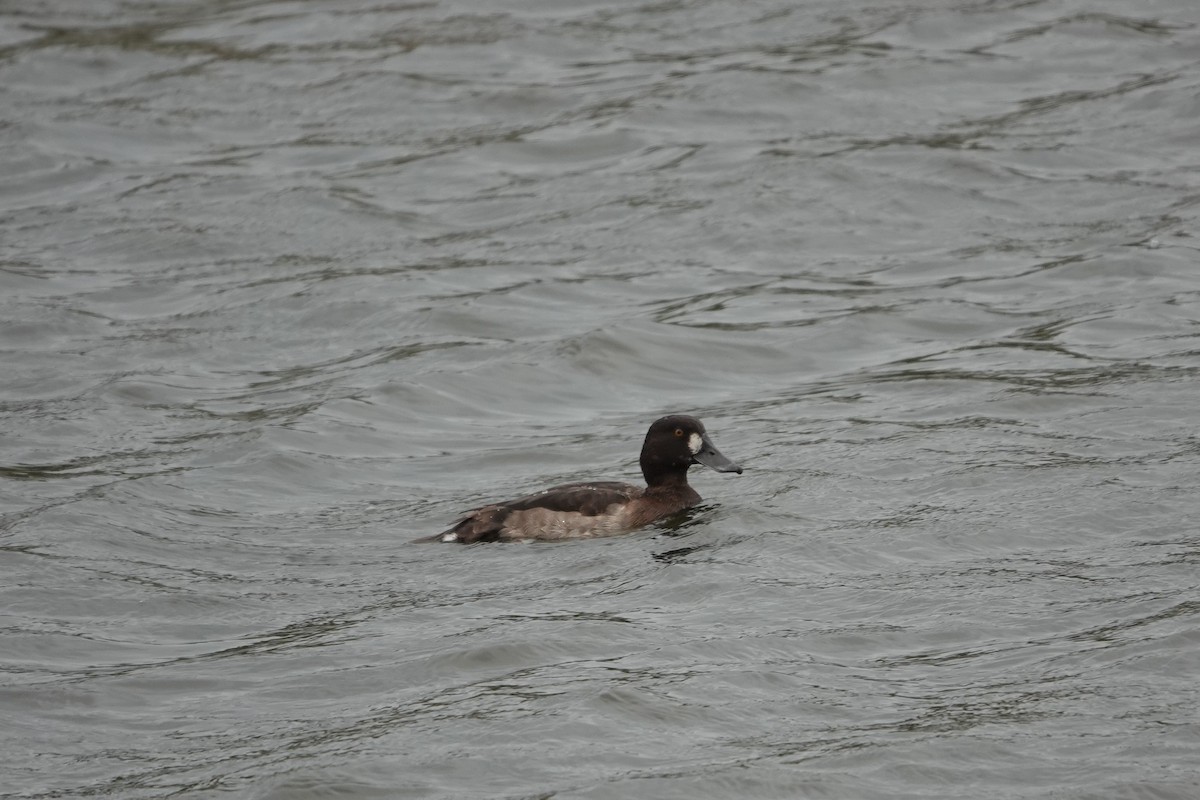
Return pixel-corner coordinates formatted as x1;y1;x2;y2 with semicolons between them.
639;414;743;487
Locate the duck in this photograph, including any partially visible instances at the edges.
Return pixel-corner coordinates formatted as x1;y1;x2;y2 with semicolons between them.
419;414;742;543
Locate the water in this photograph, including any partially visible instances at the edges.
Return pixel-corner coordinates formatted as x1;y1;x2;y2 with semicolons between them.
3;0;1199;797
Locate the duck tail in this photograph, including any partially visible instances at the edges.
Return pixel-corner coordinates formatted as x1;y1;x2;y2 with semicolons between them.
412;531;458;544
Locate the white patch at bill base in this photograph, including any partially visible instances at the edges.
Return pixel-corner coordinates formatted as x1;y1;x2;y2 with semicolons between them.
688;432;703;454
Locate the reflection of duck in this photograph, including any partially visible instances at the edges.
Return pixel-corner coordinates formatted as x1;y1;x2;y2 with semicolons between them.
419;415;742;543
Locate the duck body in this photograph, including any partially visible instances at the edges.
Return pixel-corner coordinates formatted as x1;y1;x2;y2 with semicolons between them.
421;415;742;544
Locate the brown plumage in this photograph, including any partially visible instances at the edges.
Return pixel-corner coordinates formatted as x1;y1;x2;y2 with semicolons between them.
417;415;743;544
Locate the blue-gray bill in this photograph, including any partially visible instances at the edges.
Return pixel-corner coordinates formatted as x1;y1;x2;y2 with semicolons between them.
693;433;743;474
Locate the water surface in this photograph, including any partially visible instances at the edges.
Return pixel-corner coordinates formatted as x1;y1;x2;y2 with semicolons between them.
2;0;1199;797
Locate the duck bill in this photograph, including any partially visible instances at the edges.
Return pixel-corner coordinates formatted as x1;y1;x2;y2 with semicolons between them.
693;433;743;474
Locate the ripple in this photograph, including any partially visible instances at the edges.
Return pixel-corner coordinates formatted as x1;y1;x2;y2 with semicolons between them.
3;0;1200;798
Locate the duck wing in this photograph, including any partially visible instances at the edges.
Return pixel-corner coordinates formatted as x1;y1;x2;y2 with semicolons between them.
505;481;642;515
425;481;642;544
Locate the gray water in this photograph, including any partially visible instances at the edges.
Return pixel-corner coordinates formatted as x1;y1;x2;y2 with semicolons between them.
3;0;1199;797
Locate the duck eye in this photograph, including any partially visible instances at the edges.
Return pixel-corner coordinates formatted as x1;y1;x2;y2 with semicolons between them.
674;428;684;437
